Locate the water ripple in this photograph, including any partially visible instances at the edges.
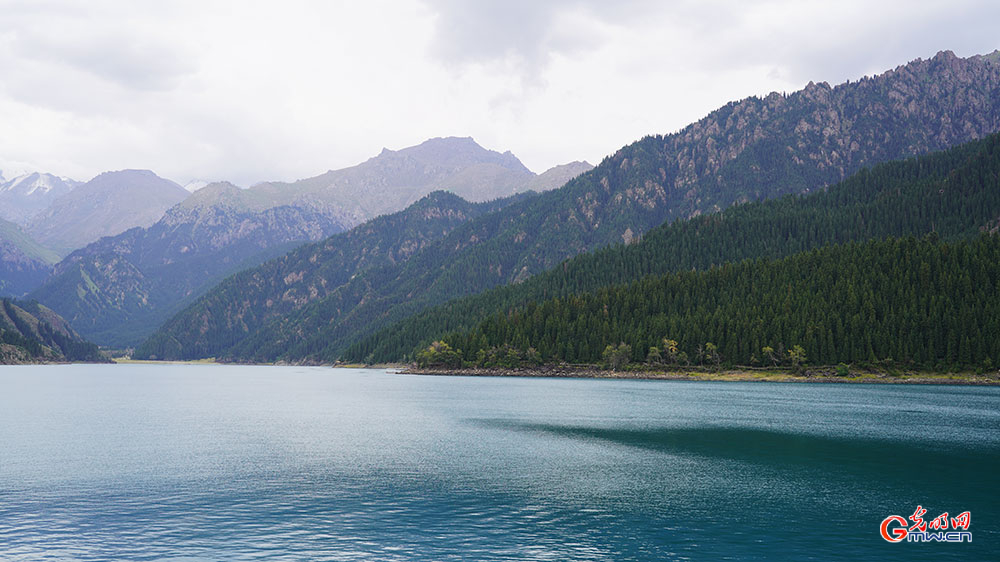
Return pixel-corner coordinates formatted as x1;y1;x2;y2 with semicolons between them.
1;365;997;560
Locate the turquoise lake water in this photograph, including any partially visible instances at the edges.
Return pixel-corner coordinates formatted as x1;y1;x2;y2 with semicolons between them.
0;364;996;560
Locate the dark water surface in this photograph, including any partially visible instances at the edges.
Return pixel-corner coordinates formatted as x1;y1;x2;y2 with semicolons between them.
0;364;996;560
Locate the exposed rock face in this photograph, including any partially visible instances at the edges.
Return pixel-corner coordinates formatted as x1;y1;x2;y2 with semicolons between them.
598;50;1000;222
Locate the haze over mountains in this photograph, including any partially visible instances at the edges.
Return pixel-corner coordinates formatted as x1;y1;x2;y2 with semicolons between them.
237;136;591;228
28;183;348;347
28;170;190;256
7;138;590;345
139;50;1000;363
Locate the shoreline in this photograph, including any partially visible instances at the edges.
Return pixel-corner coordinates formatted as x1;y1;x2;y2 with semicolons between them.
31;359;998;385
400;365;1000;385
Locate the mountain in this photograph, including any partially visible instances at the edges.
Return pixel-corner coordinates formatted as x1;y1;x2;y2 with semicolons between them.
28;170;189;255
0;218;60;297
0;172;81;225
149;138;577;240
28;182;349;348
135;190;533;359
142;50;1000;363
344;132;1000;363
172;140;584;231
523;161;594;192
245;136;539;227
431;235;1000;371
0;298;105;364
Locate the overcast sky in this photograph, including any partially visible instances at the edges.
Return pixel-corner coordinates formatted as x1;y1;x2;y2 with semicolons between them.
1;0;997;186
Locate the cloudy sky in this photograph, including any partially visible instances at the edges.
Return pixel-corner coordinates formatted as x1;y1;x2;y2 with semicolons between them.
0;0;997;186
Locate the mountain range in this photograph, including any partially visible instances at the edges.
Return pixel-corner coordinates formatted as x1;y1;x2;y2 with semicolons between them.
24;139;589;347
4;49;999;367
138;50;1000;363
221;136;591;228
137;190;532;359
28;182;349;347
343;132;1000;364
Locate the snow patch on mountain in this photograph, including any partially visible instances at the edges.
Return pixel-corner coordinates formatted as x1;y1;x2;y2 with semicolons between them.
1;173;80;196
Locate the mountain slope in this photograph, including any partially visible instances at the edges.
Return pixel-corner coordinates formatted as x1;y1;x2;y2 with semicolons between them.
28;170;189;255
0;172;80;225
29;182;347;347
0;298;105;364
135;191;533;359
345;132;1000;362
145;50;1000;363
0;218;59;297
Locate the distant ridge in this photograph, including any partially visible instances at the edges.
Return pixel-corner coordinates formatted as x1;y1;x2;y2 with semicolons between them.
248;136;554;227
28;170;189;255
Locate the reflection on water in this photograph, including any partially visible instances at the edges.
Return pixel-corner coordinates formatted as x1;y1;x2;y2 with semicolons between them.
0;364;996;560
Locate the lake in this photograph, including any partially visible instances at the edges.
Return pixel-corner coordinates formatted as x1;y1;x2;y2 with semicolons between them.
0;364;996;560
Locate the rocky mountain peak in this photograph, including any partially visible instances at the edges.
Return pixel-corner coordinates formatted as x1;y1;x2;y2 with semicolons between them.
0;172;81;226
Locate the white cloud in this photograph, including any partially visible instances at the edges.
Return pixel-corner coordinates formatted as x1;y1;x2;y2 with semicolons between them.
0;0;997;186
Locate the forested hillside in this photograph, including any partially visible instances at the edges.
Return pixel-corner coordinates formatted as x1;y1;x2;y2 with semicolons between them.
0;298;105;364
144;51;1000;363
425;235;1000;371
135;191;532;359
30;183;348;348
345;133;1000;363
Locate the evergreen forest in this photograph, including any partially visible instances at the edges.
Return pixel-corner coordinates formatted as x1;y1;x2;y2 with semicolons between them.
423;235;1000;371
